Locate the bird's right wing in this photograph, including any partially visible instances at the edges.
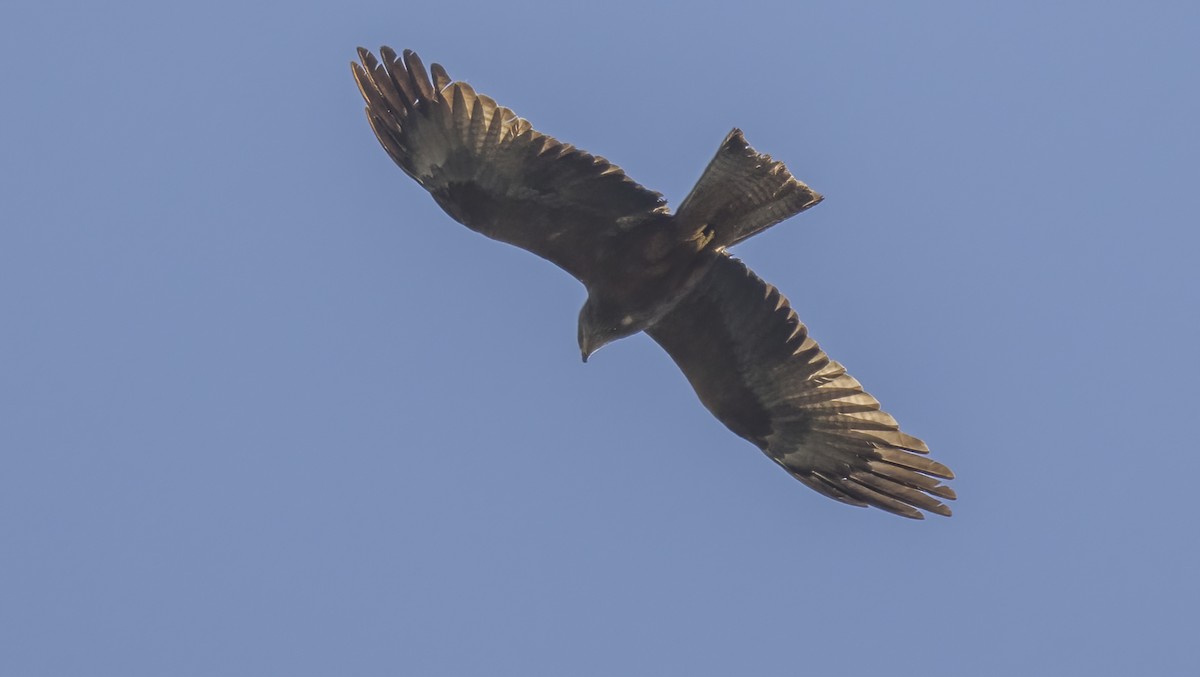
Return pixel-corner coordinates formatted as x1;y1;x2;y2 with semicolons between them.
646;254;955;519
352;48;668;285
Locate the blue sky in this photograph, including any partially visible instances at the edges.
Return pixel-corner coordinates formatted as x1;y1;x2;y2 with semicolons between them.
3;1;1197;675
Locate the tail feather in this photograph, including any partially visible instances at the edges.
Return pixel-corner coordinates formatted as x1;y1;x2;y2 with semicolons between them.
676;129;823;248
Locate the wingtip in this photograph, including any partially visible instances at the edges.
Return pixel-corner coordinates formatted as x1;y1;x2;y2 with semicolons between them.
928;502;953;518
928;461;955;480
431;62;452;92
901;501;957;519
930;484;957;500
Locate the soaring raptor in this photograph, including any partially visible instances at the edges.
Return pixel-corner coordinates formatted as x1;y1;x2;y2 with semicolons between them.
352;48;955;518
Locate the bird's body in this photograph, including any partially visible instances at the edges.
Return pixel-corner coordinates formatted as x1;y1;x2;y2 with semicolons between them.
353;47;955;519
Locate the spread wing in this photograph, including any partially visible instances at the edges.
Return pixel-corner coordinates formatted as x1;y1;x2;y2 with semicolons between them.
647;254;955;519
351;47;668;283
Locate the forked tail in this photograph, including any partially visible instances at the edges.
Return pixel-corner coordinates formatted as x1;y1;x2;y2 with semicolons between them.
675;129;823;248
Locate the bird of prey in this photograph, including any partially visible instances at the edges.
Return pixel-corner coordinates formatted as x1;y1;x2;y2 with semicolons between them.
352;47;955;519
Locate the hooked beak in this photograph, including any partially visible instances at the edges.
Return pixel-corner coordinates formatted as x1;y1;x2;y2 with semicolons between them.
579;333;594;363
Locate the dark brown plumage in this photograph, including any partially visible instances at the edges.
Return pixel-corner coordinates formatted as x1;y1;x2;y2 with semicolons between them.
352;47;955;519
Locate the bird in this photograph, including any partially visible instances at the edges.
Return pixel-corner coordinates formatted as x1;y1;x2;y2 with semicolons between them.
351;47;955;519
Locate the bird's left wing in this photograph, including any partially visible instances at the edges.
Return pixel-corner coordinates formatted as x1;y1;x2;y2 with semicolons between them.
646;254;955;519
352;47;668;284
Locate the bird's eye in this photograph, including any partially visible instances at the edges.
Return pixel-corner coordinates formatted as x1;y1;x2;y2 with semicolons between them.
620;315;635;326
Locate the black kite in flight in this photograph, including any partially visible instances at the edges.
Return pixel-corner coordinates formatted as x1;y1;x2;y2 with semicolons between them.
352;48;955;518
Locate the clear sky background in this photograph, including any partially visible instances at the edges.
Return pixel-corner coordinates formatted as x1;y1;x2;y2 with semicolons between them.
3;1;1197;675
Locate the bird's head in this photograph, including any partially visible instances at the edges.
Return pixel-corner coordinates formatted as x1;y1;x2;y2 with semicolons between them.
578;295;643;363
